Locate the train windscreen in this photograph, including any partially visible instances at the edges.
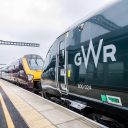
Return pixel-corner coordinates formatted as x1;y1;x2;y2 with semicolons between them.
26;55;43;70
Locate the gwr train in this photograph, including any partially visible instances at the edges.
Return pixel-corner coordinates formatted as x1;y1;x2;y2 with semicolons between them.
41;0;128;127
1;54;43;92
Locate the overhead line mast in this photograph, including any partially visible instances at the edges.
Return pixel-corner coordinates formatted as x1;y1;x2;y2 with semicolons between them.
0;40;40;47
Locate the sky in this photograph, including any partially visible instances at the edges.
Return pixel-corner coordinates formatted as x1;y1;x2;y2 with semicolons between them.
0;0;118;66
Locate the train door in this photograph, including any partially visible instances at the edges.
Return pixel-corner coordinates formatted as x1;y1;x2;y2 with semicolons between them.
56;33;69;94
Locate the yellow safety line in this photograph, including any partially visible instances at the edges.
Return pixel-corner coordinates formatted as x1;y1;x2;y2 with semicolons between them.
0;94;15;128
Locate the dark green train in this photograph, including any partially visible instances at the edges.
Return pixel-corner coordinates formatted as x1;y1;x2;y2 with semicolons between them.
41;0;128;127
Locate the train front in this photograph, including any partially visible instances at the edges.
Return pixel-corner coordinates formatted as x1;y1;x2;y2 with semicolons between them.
22;54;43;91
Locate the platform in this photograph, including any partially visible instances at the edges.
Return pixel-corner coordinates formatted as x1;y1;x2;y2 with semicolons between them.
0;79;106;128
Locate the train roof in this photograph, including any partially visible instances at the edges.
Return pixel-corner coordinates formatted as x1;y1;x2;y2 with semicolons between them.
57;0;119;39
45;0;120;59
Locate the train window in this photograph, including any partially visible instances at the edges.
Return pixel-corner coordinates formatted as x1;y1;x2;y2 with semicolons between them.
80;22;91;43
28;58;43;70
101;0;128;27
43;40;58;71
88;0;128;40
69;27;82;45
43;52;50;71
50;41;58;58
66;30;75;47
89;15;109;39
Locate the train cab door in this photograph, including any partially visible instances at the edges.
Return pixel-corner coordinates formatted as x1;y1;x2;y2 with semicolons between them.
56;32;69;94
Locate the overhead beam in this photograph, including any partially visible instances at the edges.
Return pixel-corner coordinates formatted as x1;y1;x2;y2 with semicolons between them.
0;40;40;47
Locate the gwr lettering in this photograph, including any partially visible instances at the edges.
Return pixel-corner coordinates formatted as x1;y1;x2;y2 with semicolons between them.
103;44;116;62
74;39;116;68
74;53;82;66
81;39;103;68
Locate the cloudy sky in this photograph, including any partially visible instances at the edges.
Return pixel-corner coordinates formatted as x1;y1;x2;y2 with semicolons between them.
0;0;118;66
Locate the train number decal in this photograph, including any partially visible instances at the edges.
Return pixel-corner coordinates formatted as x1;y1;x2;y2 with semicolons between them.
78;84;92;90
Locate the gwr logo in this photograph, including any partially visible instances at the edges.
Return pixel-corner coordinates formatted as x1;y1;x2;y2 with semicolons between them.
74;39;116;68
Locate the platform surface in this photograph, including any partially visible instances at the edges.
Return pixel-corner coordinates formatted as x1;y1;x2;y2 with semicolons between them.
0;79;107;128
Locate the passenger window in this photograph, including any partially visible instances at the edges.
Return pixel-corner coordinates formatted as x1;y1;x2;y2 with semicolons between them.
66;30;75;47
80;22;91;43
89;16;110;39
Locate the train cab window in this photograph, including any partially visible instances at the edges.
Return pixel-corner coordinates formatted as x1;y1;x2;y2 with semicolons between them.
28;58;43;70
26;55;43;70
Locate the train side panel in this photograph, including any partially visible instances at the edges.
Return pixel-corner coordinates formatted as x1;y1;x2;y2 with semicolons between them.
41;0;128;126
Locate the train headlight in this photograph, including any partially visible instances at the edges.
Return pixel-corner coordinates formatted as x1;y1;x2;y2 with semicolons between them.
27;74;34;81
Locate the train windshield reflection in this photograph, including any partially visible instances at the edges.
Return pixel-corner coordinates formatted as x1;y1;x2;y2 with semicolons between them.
28;58;43;70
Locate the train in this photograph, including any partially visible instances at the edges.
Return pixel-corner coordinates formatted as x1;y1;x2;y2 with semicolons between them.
41;0;128;127
1;54;43;92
